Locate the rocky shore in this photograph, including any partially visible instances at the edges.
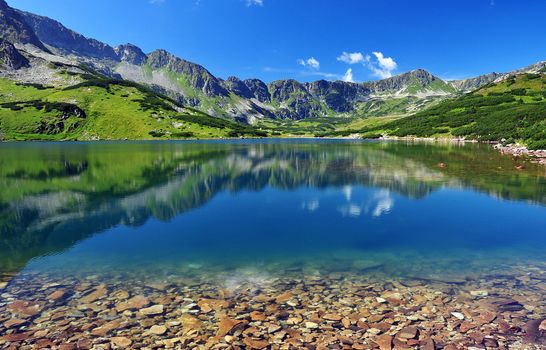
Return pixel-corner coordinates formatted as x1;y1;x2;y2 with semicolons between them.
1;263;545;350
493;144;546;167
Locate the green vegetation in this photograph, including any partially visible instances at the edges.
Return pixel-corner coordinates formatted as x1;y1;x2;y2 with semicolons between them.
356;74;546;149
0;77;268;140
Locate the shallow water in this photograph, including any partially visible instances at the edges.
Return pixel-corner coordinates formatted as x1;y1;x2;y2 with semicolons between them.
1;139;545;280
1;140;545;348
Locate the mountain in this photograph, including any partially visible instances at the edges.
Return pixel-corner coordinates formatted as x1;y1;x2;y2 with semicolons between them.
0;0;545;142
0;0;468;124
361;73;546;149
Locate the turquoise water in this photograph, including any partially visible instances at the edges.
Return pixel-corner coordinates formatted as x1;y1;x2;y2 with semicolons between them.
1;139;546;282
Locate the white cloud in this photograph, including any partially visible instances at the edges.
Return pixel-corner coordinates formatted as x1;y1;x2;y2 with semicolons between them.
246;0;263;6
337;50;398;79
366;51;398;79
342;68;354;83
149;0;165;4
297;57;320;70
337;52;366;65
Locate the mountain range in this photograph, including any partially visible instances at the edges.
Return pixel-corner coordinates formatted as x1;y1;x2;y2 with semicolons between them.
2;0;545;122
1;0;545;144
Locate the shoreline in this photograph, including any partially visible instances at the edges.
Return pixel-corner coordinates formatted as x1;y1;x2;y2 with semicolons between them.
377;136;546;167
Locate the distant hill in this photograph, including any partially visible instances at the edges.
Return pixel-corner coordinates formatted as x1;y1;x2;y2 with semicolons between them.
365;73;546;149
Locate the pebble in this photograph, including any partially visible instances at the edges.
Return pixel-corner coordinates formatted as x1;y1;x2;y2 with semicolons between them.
470;290;489;297
150;325;167;335
451;312;465;320
305;321;319;329
111;336;132;348
140;304;164;316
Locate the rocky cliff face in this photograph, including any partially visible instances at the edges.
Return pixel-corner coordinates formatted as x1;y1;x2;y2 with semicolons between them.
222;76;254;99
147;49;228;97
0;39;29;69
243;79;271;103
0;0;47;51
114;44;147;65
16;10;118;59
450;73;502;92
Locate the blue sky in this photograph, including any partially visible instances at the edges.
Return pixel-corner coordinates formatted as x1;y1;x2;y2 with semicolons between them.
8;0;546;83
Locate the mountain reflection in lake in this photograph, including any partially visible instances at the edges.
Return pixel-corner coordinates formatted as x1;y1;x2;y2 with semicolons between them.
1;140;546;277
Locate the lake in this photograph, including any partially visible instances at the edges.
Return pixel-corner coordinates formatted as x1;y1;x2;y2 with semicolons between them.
1;139;545;348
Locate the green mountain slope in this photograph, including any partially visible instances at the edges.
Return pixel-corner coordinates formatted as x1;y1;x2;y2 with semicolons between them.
359;73;546;149
0;75;267;141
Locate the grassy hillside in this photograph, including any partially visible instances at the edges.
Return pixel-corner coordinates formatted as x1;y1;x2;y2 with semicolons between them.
353;73;546;149
0;77;267;141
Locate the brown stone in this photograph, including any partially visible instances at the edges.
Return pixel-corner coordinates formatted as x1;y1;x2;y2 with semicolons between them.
1;332;32;342
150;324;168;335
35;339;55;348
140;304;164;316
368;314;385;323
80;284;108;303
478;311;496;324
116;295;150;312
468;331;485;344
375;334;393;350
243;337;270;349
370;322;391;332
357;319;369;330
7;300;42;317
3;318;27;328
250;311;267;321
198;298;229;313
111;337;132;348
179;314;203;334
397;326;418;339
59;344;76;350
459;321;477;333
323;313;342;321
275;292;293;304
91;319;122;336
34;329;49;338
47;289;66;301
217;317;244;337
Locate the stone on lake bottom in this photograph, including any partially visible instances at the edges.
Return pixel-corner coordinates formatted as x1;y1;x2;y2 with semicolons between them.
375;334;393;350
243;337;270;349
140;304;164;316
117;295;150;312
150;325;168;335
451;312;465;320
111;337;132;348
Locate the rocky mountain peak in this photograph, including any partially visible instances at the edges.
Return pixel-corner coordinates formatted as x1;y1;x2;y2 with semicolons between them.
223;76;254;99
147;49;228;97
243;79;271;102
16;10;118;59
115;43;147;65
369;68;448;94
0;1;48;51
0;39;29;69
